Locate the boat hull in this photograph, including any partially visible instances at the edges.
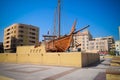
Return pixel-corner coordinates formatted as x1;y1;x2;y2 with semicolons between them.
46;34;73;52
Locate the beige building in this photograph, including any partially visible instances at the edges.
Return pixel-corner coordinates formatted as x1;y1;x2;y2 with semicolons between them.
4;23;39;52
88;38;108;53
72;30;92;52
101;36;114;51
72;29;114;53
88;36;114;53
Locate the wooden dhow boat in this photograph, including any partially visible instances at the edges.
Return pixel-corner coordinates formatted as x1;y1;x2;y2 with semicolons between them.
41;0;89;52
44;21;76;52
43;21;89;52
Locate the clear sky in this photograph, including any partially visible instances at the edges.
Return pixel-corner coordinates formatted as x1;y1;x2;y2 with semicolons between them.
0;0;120;42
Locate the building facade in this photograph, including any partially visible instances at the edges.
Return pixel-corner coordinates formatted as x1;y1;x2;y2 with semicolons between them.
4;23;39;52
72;29;114;54
88;38;108;53
72;30;92;52
100;36;114;51
115;41;120;55
88;36;114;53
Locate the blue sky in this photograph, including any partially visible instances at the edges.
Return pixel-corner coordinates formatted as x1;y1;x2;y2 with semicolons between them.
0;0;120;41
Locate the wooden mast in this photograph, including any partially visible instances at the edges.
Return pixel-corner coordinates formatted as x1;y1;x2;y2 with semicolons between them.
58;0;61;37
54;8;57;36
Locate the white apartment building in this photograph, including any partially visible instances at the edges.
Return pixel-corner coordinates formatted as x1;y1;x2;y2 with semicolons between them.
72;30;92;52
115;41;120;55
88;36;114;53
88;38;108;53
72;29;114;53
101;36;114;51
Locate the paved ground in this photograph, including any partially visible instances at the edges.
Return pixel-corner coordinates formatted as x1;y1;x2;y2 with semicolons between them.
0;58;111;80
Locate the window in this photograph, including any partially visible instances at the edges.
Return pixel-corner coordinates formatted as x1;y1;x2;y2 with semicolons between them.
6;41;9;43
29;36;35;39
6;45;9;47
18;35;23;37
19;26;24;28
32;28;36;31
6;37;10;39
30;28;36;31
29;32;35;35
7;28;10;31
19;30;24;33
29;40;35;43
102;42;104;44
7;33;10;35
96;46;98;49
14;31;16;33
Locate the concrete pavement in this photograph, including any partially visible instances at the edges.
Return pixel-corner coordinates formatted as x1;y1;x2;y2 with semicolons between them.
0;58;111;80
